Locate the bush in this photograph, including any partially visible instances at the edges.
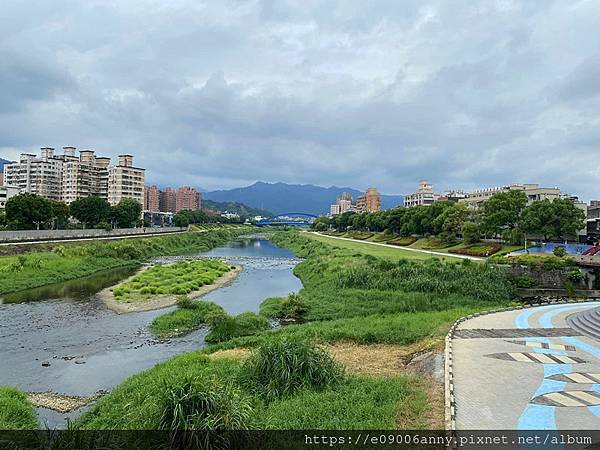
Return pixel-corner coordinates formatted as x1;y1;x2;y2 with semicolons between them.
277;293;308;322
205;312;270;344
515;275;536;288
565;270;584;284
553;246;567;257
176;295;197;309
240;338;345;401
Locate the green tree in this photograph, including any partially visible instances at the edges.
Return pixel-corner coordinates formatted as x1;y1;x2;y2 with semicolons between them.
311;216;330;231
462;221;481;244
70;196;111;228
173;210;194;227
480;190;528;237
5;193;53;230
112;198;143;228
49;200;69;229
520;198;586;240
432;202;469;238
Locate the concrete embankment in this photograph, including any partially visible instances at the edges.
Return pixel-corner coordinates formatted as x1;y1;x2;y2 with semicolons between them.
0;227;187;244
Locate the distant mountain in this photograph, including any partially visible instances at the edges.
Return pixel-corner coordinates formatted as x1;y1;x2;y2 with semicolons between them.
204;182;403;215
0;158;13;171
201;199;273;218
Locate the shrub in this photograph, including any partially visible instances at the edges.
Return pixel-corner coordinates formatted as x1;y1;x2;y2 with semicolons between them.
240;338;345;401
565;270;584;284
553;246;567;257
515;275;536;288
176;295;197;309
277;293;308;322
205;312;270;344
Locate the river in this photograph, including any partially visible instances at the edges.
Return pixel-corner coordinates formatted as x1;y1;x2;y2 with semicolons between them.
0;237;302;429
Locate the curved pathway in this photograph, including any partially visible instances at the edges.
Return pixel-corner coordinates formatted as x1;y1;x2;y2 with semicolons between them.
452;302;600;430
309;232;483;261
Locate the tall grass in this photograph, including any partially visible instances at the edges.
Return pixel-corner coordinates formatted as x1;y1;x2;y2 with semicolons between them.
240;338;345;401
150;298;225;338
0;386;38;430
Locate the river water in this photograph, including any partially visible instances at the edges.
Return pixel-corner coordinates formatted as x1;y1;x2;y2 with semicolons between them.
0;237;301;428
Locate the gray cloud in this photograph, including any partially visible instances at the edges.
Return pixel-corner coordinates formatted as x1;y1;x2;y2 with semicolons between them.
1;0;600;200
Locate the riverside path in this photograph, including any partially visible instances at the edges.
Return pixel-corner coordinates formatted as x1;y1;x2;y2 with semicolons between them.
452;302;600;430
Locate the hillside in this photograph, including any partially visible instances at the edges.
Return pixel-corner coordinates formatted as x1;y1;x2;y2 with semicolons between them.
201;199;272;218
204;182;403;215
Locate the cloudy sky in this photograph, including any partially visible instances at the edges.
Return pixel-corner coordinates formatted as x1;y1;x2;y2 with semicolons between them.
2;0;600;198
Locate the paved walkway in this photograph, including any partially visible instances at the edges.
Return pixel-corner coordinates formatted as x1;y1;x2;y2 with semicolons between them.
453;302;600;430
309;232;483;261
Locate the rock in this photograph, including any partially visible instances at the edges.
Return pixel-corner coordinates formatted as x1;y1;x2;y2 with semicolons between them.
74;360;86;364
407;351;444;383
41;361;51;367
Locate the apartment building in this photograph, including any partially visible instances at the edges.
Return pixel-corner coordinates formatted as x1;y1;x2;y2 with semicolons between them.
329;192;354;216
159;187;177;213
0;185;20;209
356;187;381;213
4;147;145;206
108;155;145;206
403;180;440;208
144;185;160;212
175;186;201;212
460;183;561;208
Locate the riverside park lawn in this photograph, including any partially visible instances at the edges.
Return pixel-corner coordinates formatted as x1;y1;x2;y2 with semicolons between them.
73;230;516;431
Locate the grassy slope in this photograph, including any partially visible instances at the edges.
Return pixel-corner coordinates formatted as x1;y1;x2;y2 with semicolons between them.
0;387;38;430
77;230;515;431
305;232;460;262
0;227;252;295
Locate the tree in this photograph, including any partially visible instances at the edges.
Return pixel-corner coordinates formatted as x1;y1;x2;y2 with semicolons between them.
462;221;481;244
70;196;111;228
112;198;143;228
311;216;330;231
520;198;586;241
49;200;69;229
432;202;469;238
480;190;528;237
5;193;53;230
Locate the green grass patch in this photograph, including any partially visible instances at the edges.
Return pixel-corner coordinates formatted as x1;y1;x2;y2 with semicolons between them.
409;237;458;250
206;312;271;344
0;386;38;430
387;236;418;246
254;376;426;429
113;259;232;302
150;298;225;338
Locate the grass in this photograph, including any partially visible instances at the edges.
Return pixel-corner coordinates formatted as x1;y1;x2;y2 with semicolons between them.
0;227;252;295
305;232;460;261
76;229;516;431
113;259;232;302
0;386;38;430
205;312;271;344
254;376;428;429
150;298;226;338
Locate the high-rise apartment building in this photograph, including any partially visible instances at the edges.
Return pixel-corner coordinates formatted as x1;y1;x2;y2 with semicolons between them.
175;186;201;212
404;180;440;208
4;147;145;205
144;185;160;212
460;183;561;208
159;187;177;213
329;192;354;216
0;185;20;209
356;187;381;213
108;155;145;206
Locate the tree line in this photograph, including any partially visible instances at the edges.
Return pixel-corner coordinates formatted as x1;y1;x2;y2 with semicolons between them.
0;193;143;230
312;190;586;244
172;209;251;227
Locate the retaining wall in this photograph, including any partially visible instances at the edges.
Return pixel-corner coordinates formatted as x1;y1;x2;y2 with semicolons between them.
0;227;187;243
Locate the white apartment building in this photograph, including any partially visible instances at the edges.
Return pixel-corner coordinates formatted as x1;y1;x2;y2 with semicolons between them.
108;155;145;206
0;185;20;209
460;183;561;208
4;148;145;206
403;180;440;208
329;192;354;216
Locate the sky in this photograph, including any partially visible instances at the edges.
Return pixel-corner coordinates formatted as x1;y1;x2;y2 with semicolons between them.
1;0;600;199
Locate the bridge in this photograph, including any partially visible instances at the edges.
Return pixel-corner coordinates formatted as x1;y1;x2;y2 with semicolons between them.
255;213;318;227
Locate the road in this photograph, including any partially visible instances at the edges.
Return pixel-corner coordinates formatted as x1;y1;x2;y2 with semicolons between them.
452;302;600;430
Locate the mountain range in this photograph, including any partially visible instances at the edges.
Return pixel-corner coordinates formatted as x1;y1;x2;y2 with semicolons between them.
201;199;272;218
204;182;403;215
0;158;12;171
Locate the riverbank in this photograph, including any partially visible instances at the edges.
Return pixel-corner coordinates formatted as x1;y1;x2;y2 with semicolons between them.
101;265;243;313
0;226;253;296
72;230;516;432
